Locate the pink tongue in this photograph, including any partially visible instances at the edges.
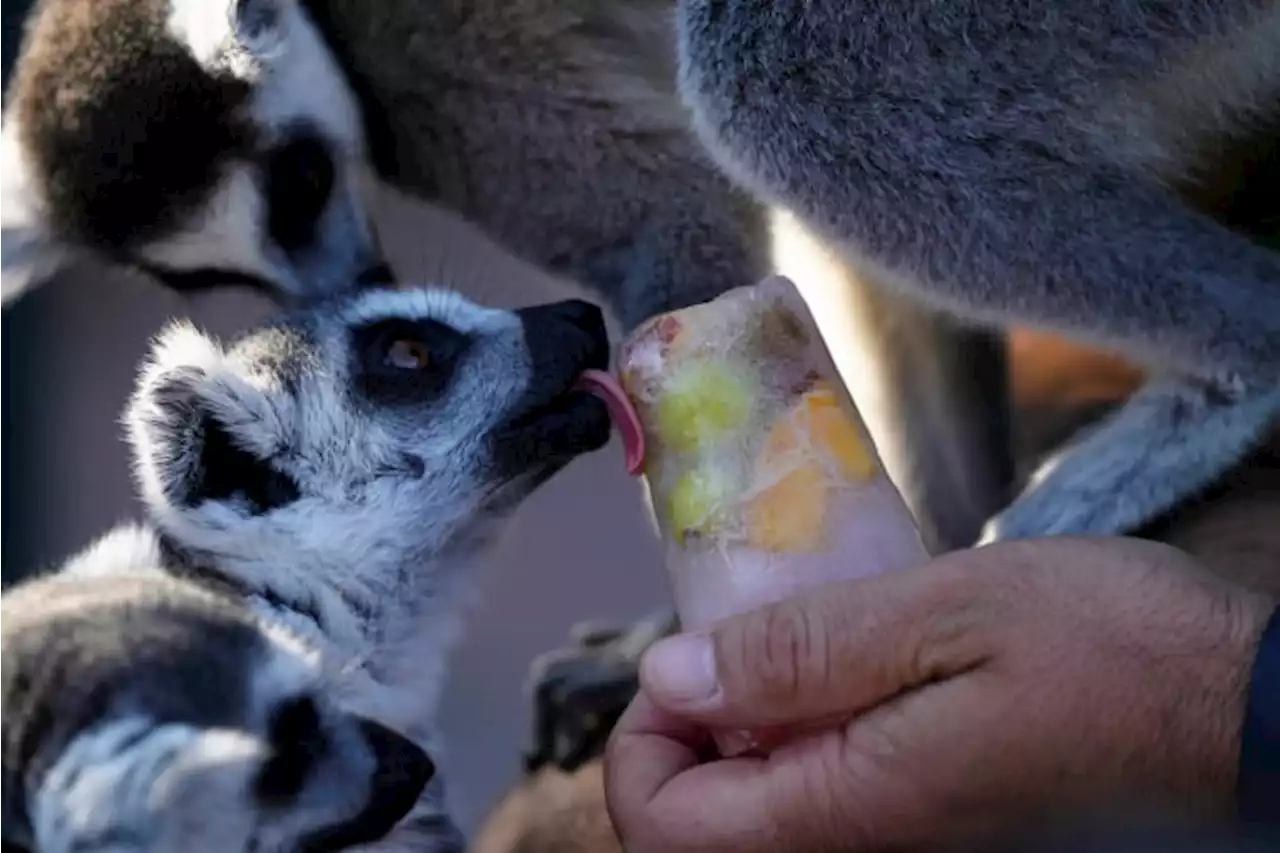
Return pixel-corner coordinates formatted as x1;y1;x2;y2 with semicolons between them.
575;369;646;476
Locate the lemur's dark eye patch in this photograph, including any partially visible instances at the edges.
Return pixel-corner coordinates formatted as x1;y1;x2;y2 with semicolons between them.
190;413;300;514
353;318;471;406
265;129;335;253
256;695;328;804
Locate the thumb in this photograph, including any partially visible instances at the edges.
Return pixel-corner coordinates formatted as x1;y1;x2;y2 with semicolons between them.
639;557;1003;728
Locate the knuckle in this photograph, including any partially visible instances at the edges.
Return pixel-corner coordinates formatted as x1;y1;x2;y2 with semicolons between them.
912;592;999;676
735;602;830;707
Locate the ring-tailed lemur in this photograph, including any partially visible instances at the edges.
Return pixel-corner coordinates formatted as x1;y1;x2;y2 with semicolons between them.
3;565;439;853
0;0;772;330
2;285;619;852
2;0;388;303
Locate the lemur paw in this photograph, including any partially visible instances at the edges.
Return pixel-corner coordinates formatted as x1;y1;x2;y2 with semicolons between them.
522;608;678;774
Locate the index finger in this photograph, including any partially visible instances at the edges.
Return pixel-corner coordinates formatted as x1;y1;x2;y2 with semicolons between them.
605;693;798;853
604;690;712;825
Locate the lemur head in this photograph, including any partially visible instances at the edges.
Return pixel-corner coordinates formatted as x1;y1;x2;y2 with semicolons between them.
126;286;614;605
2;566;435;853
2;0;385;304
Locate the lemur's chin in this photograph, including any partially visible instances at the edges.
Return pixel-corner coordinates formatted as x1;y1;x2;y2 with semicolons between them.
486;391;613;493
497;393;612;458
539;392;614;456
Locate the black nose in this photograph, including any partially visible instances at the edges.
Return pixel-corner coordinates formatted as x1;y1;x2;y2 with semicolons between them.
547;299;605;333
516;300;610;376
356;262;396;287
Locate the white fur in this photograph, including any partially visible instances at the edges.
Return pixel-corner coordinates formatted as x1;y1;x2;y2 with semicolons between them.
339;288;518;336
59;524;166;579
1;119;80;305
166;0;254;73
2;119;39;216
249;1;366;159
165;0;362;155
135;167;278;283
35;719;264;853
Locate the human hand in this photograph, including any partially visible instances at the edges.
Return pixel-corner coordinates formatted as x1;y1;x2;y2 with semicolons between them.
605;537;1275;853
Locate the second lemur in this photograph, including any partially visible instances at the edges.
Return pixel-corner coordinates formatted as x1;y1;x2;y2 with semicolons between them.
675;0;1280;542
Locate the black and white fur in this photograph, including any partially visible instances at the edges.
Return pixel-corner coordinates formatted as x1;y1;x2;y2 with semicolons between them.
2;563;438;853
674;0;1280;541
0;0;772;329
2;0;387;303
2;286;617;852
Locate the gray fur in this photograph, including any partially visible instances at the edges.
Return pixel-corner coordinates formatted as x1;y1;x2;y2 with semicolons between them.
2;286;615;852
302;0;774;328
675;0;1280;541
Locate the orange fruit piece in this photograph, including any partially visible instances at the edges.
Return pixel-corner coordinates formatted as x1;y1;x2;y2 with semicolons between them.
747;460;829;552
747;382;877;552
759;382;877;483
803;385;877;482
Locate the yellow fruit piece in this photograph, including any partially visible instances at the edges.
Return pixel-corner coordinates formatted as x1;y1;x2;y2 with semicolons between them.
803;386;878;481
666;467;731;544
748;461;829;552
653;361;757;454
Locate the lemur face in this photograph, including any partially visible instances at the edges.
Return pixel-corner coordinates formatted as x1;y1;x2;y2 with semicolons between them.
1;570;434;853
3;0;386;302
127;287;613;578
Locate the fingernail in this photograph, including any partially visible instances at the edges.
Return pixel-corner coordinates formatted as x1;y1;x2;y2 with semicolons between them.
642;633;719;705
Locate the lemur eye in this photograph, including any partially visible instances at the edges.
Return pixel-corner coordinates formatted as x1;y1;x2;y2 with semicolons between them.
354;318;471;405
384;338;431;371
265;130;336;251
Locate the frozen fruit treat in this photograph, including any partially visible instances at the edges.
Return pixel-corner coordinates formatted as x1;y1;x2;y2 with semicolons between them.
603;275;931;756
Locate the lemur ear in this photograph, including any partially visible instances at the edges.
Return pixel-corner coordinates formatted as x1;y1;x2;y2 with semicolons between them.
128;323;298;513
167;0;287;79
232;0;286;50
1;123;80;309
227;0;288;67
0;211;76;309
